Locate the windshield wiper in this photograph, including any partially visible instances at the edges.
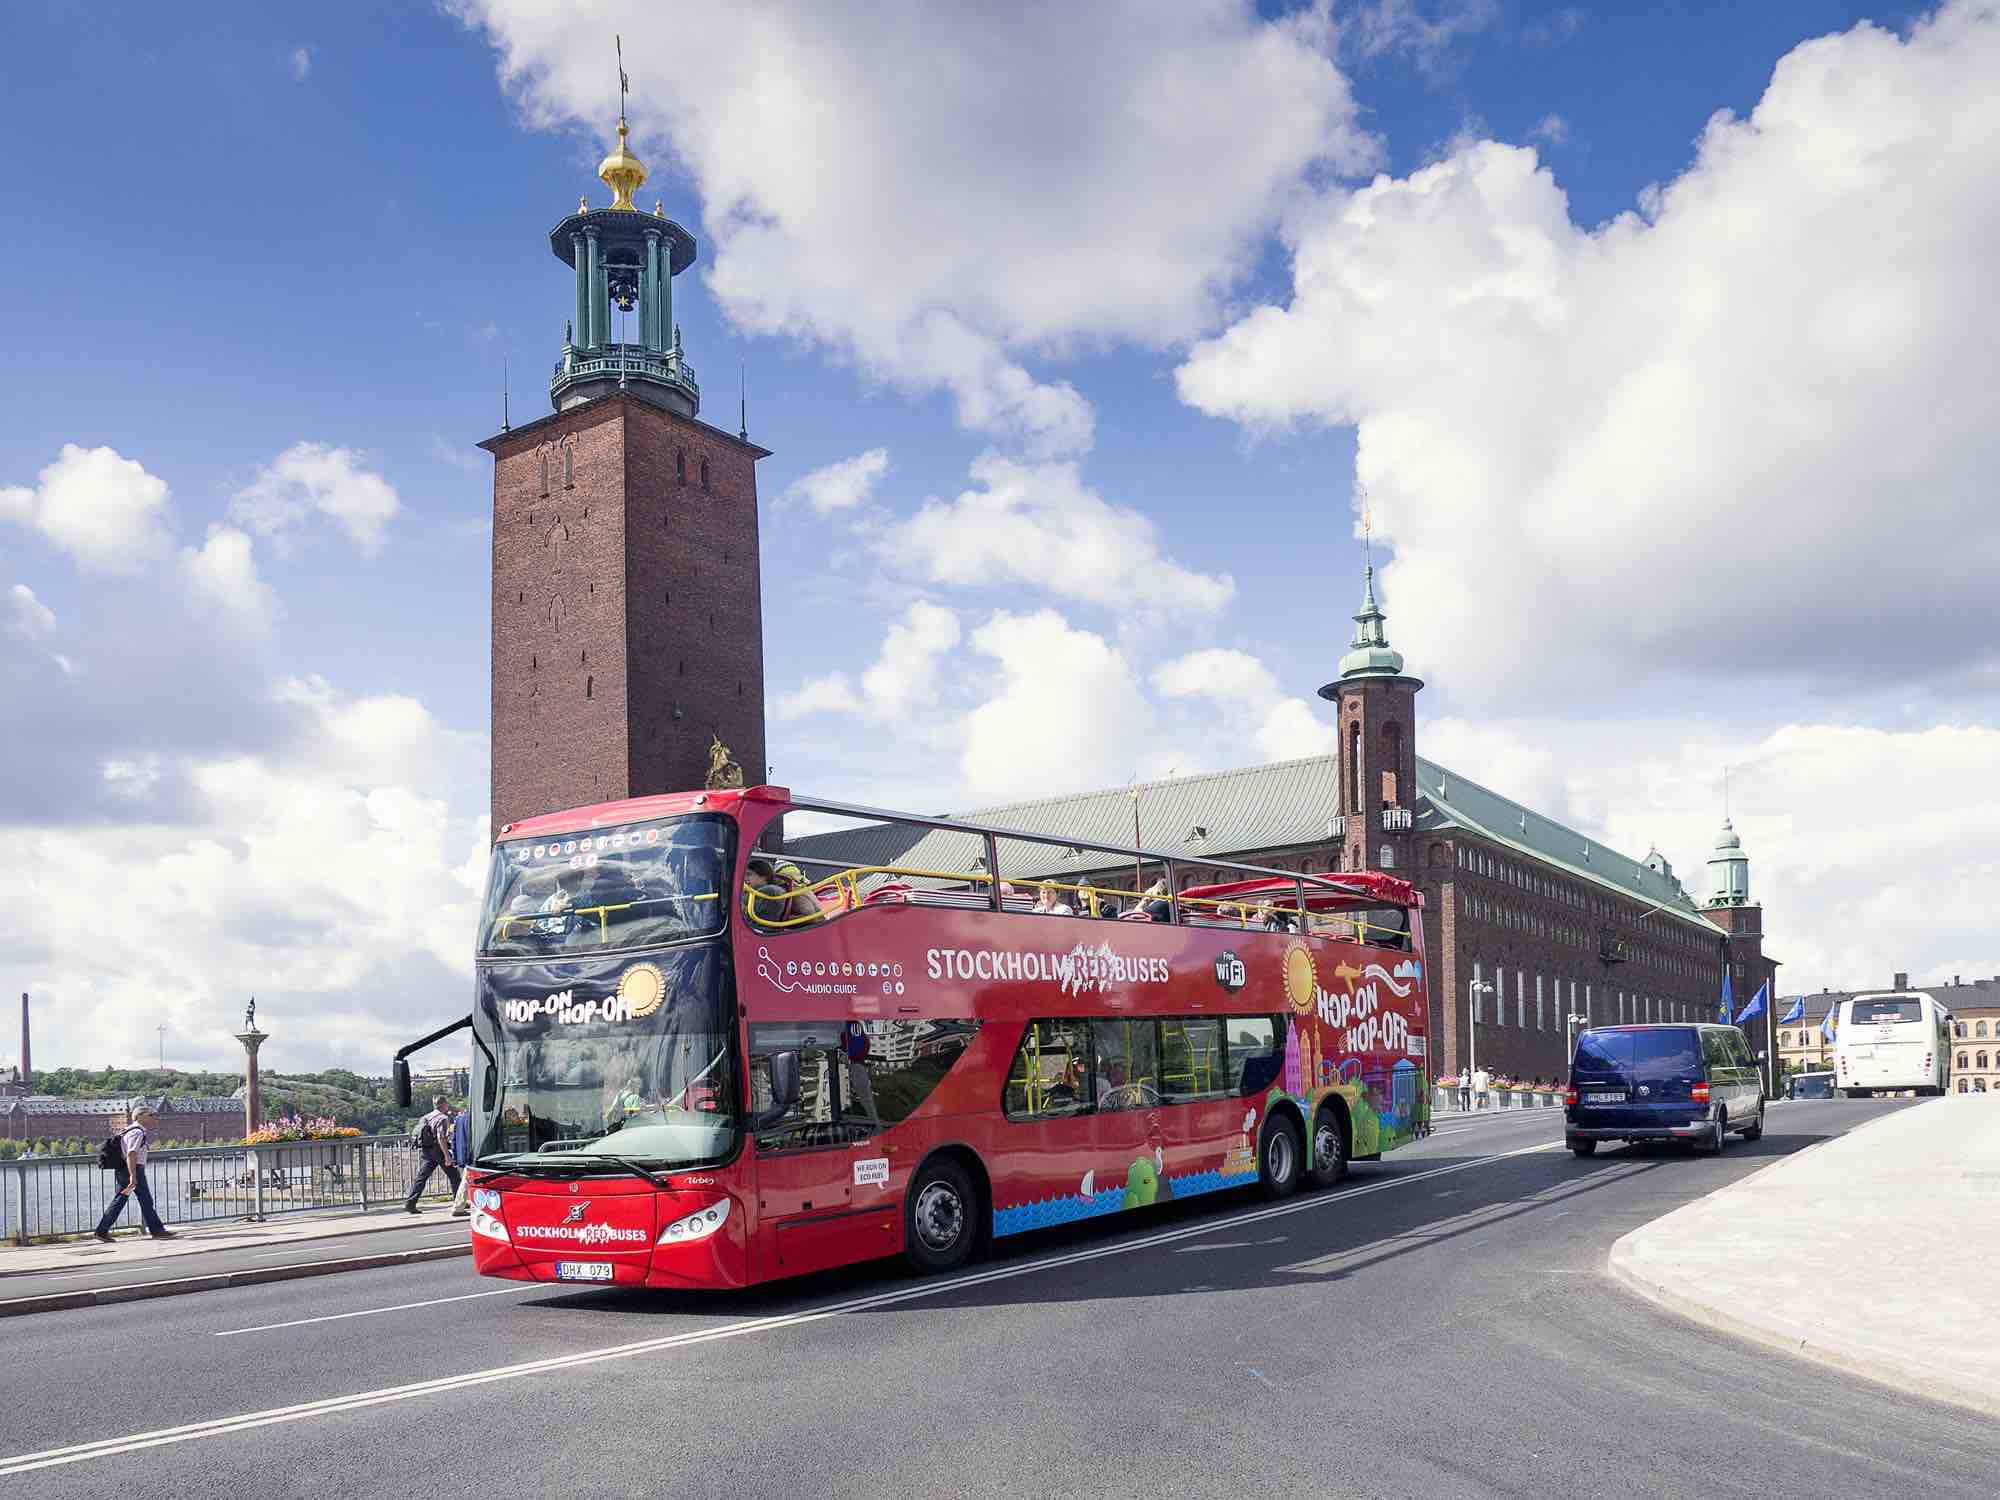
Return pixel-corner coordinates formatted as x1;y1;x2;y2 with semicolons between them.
482;1150;667;1189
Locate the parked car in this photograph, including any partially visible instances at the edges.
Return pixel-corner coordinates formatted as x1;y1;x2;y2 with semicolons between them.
1785;1070;1835;1099
1565;1023;1765;1156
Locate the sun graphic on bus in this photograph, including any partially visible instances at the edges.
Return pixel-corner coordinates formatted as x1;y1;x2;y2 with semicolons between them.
618;962;667;1019
1282;942;1317;1015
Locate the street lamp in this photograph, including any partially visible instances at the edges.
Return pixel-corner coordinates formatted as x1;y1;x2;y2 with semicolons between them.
1467;978;1495;1109
1565;1011;1592;1060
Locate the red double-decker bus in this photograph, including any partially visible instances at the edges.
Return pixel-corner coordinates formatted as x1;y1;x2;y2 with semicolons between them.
399;785;1430;1290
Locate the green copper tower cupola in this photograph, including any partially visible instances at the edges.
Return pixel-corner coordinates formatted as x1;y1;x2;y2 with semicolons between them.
1330;561;1417;684
1705;818;1750;908
547;60;700;418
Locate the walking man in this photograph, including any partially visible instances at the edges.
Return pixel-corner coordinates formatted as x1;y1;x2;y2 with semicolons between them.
1472;1065;1491;1110
405;1095;461;1214
1456;1068;1472;1113
93;1103;175;1242
449;1102;473;1217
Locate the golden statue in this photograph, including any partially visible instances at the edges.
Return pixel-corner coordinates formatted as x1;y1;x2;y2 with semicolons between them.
706;734;745;790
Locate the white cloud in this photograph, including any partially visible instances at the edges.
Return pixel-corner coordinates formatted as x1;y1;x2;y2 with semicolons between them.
776;600;959;722
230;441;401;554
451;0;1375;454
1344;0;1498;71
0;444;173;574
289;46;313;82
1178;1;2000;707
428;433;487;475
5;584;56;641
1528;112;1569;145
180;525;277;639
878;453;1235;619
960;611;1163;803
1153;647;1330;762
784;447;890;514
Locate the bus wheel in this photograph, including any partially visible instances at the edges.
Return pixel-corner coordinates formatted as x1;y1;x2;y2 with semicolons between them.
905;1158;976;1274
1258;1114;1303;1200
1307;1106;1349;1189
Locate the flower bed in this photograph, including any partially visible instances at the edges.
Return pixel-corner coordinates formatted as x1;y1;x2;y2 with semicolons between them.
243;1113;363;1145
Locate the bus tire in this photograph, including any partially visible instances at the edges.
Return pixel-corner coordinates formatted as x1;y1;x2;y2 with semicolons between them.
904;1157;976;1274
1307;1105;1349;1189
1258;1113;1303;1200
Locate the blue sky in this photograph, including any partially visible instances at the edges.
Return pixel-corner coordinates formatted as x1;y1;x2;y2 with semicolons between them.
2;1;1993;1071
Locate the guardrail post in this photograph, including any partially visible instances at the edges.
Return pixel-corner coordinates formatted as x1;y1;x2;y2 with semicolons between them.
7;1159;24;1246
249;1143;265;1221
356;1141;370;1210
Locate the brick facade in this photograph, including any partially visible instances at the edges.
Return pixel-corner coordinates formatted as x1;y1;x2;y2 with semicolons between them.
482;393;769;831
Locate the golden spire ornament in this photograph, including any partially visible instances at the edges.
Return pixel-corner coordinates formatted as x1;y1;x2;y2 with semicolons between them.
597;34;647;210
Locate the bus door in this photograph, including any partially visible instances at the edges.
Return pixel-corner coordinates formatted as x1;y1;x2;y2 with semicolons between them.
1090;1017;1168;1205
747;1024;892;1280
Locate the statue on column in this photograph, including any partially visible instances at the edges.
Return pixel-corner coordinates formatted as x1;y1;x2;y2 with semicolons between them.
244;997;257;1033
705;735;745;790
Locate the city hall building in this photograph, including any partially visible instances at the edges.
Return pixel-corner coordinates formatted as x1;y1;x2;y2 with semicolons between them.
483;105;1782;1090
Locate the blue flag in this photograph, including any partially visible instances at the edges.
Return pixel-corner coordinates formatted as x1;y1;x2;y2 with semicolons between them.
1735;981;1767;1026
1779;995;1804;1024
1718;969;1734;1024
1820;1003;1838;1042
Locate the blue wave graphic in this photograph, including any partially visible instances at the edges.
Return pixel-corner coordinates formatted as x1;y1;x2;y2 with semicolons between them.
991;1169;1259;1237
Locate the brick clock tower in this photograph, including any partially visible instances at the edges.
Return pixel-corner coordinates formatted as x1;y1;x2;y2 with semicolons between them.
480;100;769;831
1317;561;1423;877
1701;819;1781;1092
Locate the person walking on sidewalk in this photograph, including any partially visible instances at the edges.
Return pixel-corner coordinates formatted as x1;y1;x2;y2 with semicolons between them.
1456;1068;1472;1112
93;1103;175;1243
448;1103;473;1217
1472;1066;1491;1110
405;1096;461;1214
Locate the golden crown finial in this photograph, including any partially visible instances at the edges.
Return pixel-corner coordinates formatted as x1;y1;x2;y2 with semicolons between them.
597;34;647;211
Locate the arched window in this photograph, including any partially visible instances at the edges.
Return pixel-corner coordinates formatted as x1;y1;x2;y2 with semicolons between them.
538;453;550;497
1382;721;1403;806
1346;720;1362;816
1958;1079;1969;1093
1958;1053;1968;1069
1979;1021;1990;1038
1956;1021;1967;1038
700;458;711;492
1780;1031;1791;1048
562;446;574;489
1378;844;1394;869
676;449;687;484
1978;1052;1989;1070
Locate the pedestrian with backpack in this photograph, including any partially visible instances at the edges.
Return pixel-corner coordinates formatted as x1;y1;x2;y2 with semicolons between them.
93;1103;175;1243
404;1095;460;1214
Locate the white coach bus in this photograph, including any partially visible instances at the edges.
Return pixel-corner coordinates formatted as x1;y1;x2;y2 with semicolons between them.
1835;991;1952;1098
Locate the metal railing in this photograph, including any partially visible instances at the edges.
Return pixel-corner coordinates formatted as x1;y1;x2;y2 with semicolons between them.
1;1135;457;1244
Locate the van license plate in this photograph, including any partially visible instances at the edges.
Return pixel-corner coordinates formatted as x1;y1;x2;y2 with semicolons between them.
1585;1091;1626;1103
555;1261;613;1282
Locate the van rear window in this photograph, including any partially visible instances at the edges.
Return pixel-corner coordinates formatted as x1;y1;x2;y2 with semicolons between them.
1573;1032;1632;1072
1850;999;1921;1025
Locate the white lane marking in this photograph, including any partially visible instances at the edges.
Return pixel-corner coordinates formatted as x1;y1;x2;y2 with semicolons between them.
0;1137;1561;1476
215;1286;525;1337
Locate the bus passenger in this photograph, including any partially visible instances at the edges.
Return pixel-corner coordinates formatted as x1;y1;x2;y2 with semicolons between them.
1141;879;1171;923
745;858;820;928
1031;881;1074;916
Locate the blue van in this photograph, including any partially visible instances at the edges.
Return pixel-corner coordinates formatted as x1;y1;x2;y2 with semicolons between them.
1565;1023;1765;1156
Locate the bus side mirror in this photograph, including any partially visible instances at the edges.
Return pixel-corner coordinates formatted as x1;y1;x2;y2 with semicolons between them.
393;1058;412;1109
482;1065;497;1111
751;1050;801;1128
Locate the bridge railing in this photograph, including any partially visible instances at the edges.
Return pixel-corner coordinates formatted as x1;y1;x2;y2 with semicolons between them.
0;1136;454;1244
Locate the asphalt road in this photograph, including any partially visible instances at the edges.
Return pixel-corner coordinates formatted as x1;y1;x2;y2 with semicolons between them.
6;1097;1995;1499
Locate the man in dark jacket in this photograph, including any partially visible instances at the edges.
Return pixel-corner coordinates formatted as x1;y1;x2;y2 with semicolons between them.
405;1096;461;1214
448;1103;473;1217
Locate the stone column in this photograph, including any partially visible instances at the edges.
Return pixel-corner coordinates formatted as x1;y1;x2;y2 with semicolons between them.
571;232;588;349
235;1026;268;1137
658;250;673;363
642;230;661;352
585;229;605;350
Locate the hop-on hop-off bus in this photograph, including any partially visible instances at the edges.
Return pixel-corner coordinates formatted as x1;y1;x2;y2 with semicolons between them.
1834;990;1952;1098
395;785;1430;1290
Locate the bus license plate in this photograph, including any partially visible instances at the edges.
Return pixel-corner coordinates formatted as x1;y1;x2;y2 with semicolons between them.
1585;1091;1626;1103
555;1261;613;1283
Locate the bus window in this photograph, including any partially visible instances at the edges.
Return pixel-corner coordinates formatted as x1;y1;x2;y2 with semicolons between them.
1094;1018;1160;1111
1160;1018;1228;1102
860;1019;982;1124
1850;997;1922;1026
749;1022;869;1152
1227;1017;1283;1095
1004;1020;1092;1119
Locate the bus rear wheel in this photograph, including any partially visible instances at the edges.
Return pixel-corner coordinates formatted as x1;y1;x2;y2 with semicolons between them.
904;1158;977;1274
1258;1114;1303;1200
1307;1106;1349;1189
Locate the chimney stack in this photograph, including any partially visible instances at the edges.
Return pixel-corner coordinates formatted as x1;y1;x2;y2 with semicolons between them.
18;992;27;1092
1894;971;1909;992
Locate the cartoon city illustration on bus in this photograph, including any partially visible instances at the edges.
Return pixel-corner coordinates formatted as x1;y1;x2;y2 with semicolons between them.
992;943;1429;1236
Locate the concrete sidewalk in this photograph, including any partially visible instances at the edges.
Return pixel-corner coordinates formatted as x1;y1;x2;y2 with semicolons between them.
1610;1096;2000;1418
0;1204;470;1316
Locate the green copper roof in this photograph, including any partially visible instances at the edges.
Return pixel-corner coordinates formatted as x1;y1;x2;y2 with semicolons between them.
1413;757;1721;935
1338;562;1406;679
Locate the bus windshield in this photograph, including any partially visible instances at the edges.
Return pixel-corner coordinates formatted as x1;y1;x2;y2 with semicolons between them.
480;813;732;957
1849;998;1922;1026
478;945;737;1169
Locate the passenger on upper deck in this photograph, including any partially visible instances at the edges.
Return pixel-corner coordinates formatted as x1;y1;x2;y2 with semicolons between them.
745;857;823;929
1141;879;1171;923
1031;881;1074;917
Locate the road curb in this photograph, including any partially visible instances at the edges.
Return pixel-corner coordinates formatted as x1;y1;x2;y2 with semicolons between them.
0;1242;471;1319
1606;1102;2000;1422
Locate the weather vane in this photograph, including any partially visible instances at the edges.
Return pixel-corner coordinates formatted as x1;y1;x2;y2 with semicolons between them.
616;33;630;117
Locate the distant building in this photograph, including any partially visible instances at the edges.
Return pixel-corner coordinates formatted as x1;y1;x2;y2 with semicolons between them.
0;1093;240;1145
1777;973;2000;1092
412;1067;470;1098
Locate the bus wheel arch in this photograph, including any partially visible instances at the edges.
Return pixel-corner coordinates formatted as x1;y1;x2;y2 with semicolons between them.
903;1144;988;1273
1306;1097;1351;1189
1258;1102;1306;1200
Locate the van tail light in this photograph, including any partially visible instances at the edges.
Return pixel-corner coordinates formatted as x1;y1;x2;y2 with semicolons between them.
1565;1088;1578;1107
1692;1082;1711;1104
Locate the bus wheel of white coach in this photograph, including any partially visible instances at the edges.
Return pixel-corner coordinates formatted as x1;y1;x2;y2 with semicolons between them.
1258;1113;1303;1200
904;1156;978;1273
1307;1104;1349;1190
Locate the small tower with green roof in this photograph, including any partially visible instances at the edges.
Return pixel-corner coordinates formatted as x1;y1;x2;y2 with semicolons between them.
1318;552;1424;875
